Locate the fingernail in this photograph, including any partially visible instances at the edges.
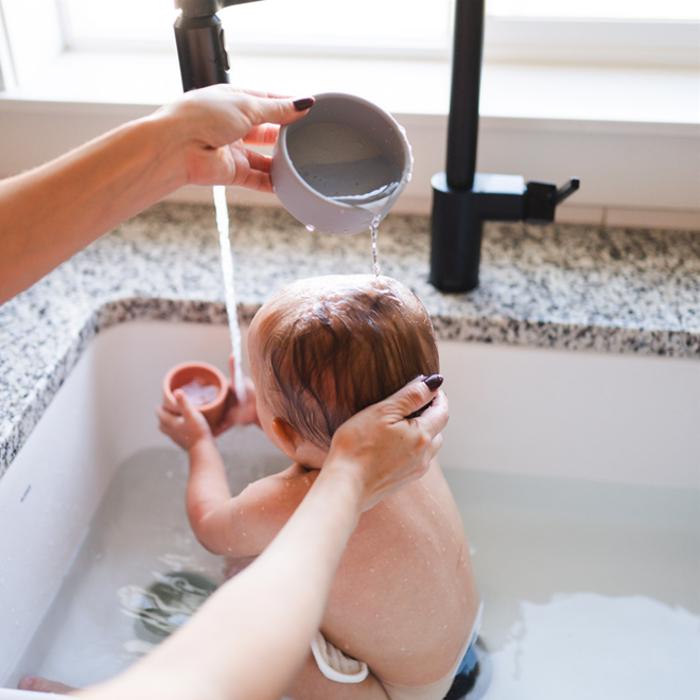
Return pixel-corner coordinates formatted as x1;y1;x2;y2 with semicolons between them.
423;374;444;391
293;97;315;111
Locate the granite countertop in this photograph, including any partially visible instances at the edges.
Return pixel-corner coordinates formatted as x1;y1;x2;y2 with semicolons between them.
1;203;699;473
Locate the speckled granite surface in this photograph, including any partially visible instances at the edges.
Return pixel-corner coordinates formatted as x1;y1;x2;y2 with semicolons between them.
1;202;699;473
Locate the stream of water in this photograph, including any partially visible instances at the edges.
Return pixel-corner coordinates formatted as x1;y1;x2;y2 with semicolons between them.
213;186;246;402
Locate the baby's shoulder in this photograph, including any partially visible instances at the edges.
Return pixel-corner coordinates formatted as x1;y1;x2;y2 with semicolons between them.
283;462;318;478
241;463;316;508
232;463;317;536
275;462;319;489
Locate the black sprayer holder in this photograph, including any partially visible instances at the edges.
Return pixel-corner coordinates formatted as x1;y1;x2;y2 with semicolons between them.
174;0;261;92
429;0;580;293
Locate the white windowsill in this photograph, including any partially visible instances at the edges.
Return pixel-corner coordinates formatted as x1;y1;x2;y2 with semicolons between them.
4;50;699;125
1;51;699;226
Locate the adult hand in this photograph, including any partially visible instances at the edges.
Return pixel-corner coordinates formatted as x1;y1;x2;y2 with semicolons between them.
159;86;314;191
0;85;314;303
325;375;448;511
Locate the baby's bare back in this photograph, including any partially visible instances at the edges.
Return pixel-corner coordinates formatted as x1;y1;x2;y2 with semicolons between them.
319;462;479;686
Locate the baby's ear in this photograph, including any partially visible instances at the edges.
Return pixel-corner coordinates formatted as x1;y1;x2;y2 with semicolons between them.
271;418;300;453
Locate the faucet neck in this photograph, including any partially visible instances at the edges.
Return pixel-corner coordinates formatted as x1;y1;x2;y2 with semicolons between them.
446;0;485;192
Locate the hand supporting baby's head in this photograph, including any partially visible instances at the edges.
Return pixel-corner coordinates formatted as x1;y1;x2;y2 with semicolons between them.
248;275;439;463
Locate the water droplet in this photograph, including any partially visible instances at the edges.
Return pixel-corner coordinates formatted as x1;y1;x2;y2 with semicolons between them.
370;216;381;277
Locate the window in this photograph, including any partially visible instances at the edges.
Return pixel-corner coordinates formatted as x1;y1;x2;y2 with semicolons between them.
57;0;700;65
1;0;697;218
485;0;700;67
59;0;454;57
489;0;700;21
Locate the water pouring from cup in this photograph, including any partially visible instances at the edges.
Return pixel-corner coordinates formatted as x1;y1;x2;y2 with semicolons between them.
271;93;413;274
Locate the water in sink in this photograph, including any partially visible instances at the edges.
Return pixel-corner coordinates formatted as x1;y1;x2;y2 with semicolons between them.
9;430;287;690
445;469;699;700
8;447;699;698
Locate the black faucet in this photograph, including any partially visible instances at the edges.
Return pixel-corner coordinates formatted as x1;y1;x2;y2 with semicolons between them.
430;0;580;292
174;0;260;92
173;0;579;293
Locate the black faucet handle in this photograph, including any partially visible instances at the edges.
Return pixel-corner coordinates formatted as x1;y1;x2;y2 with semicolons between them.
525;177;580;223
555;177;580;205
524;181;556;222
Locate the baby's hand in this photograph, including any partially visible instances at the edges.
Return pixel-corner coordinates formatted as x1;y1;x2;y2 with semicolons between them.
157;390;213;451
212;355;260;436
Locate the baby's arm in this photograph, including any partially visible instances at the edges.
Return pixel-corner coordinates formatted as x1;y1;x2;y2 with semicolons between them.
185;437;234;553
159;390;315;557
190;457;317;557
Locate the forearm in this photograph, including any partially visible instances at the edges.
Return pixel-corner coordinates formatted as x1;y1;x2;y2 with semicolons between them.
186;439;233;551
0;110;187;302
79;461;362;700
236;464;362;697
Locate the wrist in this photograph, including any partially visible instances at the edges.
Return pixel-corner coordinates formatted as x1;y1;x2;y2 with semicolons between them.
320;454;365;516
141;107;192;191
187;434;216;459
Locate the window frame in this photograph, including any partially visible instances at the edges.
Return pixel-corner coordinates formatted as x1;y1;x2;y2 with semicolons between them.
1;0;65;89
0;5;13;91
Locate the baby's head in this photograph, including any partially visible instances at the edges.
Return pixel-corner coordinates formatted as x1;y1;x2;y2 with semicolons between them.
248;275;439;466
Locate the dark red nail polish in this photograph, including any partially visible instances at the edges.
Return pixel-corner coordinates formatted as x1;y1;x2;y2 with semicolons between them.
293;97;315;111
423;374;444;391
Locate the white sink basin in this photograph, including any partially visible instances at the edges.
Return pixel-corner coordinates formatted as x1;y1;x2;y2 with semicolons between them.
0;321;698;699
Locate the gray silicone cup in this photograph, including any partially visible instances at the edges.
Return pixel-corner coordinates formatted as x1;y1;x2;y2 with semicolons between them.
271;93;412;235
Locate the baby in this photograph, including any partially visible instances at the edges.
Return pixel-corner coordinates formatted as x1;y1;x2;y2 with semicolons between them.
161;275;481;700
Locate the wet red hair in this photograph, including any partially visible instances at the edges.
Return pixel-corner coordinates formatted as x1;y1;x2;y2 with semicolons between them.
253;275;439;448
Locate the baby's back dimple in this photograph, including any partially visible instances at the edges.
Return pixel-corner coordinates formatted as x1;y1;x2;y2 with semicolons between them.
322;464;477;685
